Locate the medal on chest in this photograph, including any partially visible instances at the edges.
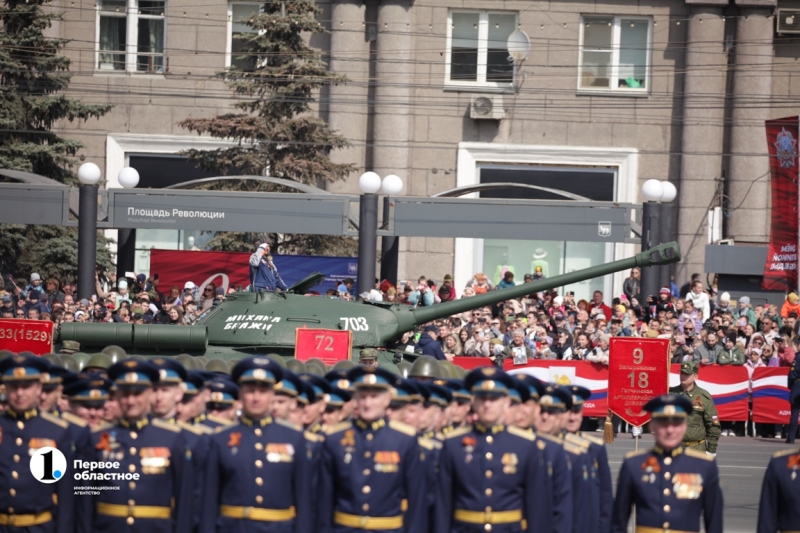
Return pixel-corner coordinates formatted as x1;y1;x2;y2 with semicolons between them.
341;429;355;464
462;436;476;464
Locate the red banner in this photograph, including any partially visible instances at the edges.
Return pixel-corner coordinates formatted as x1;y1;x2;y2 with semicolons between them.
752;367;793;424
762;116;799;291
670;364;750;422
452;357;495;370
608;338;670;427
503;360;609;417
0;319;54;355
150;250;251;293
294;328;352;366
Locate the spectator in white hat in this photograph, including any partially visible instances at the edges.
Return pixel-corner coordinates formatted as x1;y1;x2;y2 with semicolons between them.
23;273;44;298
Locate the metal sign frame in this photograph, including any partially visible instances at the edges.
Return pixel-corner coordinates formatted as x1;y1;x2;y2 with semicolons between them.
0;182;640;243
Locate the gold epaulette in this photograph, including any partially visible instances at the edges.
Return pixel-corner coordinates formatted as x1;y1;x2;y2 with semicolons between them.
92;422;114;433
508;425;536;442
625;448;650;459
152;418;181;433
418;436;435;450
773;447;800;458
61;411;88;427
537;433;563;444
684;448;715;461
305;430;325;443
274;418;302;431
323;421;353;435
388;420;416;437
177;421;206;435
564;433;590;449
580;432;605;446
40;411;68;429
562;441;585;455
207;414;235;426
444;426;472;440
215;424;237;434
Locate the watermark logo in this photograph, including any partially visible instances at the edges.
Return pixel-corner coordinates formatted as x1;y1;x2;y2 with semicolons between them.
30;447;67;484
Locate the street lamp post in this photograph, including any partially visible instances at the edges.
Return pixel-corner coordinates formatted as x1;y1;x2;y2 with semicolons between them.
115;167;141;281
77;163;101;301
357;172;403;298
379;175;403;286
640;179;677;302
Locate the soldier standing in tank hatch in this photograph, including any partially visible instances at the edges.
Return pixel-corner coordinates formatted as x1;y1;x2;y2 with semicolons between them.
249;234;288;292
612;394;723;533
669;361;721;456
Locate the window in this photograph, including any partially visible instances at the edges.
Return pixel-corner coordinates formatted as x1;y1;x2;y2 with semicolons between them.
227;3;261;70
446;11;517;87
579;16;651;92
97;0;165;73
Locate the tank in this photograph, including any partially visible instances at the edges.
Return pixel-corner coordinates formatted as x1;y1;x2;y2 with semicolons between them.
57;242;680;363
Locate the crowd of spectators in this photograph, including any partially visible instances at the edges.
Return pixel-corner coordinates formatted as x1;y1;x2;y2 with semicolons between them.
5;266;800;376
0;270;228;326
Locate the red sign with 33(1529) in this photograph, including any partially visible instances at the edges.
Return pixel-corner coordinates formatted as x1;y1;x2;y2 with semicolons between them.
0;319;54;355
608;337;670;427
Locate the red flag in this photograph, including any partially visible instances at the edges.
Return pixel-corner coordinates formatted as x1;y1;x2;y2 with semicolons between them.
763;117;799;291
608;338;670;427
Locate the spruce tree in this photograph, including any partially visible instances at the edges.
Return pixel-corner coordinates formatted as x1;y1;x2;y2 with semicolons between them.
0;0;114;283
179;0;357;256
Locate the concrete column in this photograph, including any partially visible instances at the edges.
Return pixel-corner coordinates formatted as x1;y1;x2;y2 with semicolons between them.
326;0;369;181
677;7;727;283
373;0;412;179
727;8;773;243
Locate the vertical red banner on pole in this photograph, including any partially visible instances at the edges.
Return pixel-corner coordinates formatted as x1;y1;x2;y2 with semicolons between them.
607;338;670;427
763;116;799;291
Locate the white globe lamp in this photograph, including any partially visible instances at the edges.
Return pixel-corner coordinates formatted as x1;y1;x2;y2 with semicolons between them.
381;174;404;195
77;162;101;186
358;172;382;194
660;181;677;203
118;167;140;189
641;179;664;202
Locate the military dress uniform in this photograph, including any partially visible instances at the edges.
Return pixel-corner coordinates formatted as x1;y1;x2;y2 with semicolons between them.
612;395;723;533
512;375;572;533
435;367;552;533
756;447;800;533
669;362;721;454
0;355;76;533
318;367;428;533
89;360;194;533
537;385;592;533
201;358;314;533
565;385;612;533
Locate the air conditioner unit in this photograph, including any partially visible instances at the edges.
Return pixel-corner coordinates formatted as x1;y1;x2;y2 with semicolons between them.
777;9;800;35
470;95;505;120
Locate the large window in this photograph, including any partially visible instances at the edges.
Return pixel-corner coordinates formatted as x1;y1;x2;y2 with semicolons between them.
446;11;517;87
579;16;651;92
97;0;165;73
227;3;261;70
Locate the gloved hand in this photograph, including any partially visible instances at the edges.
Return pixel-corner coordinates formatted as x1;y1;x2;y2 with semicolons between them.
631;426;642;438
706;452;716;458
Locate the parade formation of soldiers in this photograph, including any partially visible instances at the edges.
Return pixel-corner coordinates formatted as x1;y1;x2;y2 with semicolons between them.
1;348;800;533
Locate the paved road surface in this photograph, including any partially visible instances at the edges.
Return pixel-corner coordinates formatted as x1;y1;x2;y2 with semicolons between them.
604;432;797;532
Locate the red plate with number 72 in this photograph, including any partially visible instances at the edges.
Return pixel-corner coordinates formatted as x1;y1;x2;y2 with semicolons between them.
295;328;353;365
0;319;54;355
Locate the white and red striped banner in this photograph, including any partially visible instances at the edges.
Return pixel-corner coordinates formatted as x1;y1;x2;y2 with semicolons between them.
453;359;754;421
669;364;750;422
752;367;792;424
503;360;609;418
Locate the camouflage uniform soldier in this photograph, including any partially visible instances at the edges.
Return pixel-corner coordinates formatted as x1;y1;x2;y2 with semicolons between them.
669;361;721;455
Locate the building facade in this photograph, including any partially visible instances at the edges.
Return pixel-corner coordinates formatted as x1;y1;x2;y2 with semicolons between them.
53;0;800;298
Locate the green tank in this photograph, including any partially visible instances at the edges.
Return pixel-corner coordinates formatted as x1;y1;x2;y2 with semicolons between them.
55;242;680;364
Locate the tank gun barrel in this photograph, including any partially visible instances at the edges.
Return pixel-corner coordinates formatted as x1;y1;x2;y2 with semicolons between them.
406;241;680;328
